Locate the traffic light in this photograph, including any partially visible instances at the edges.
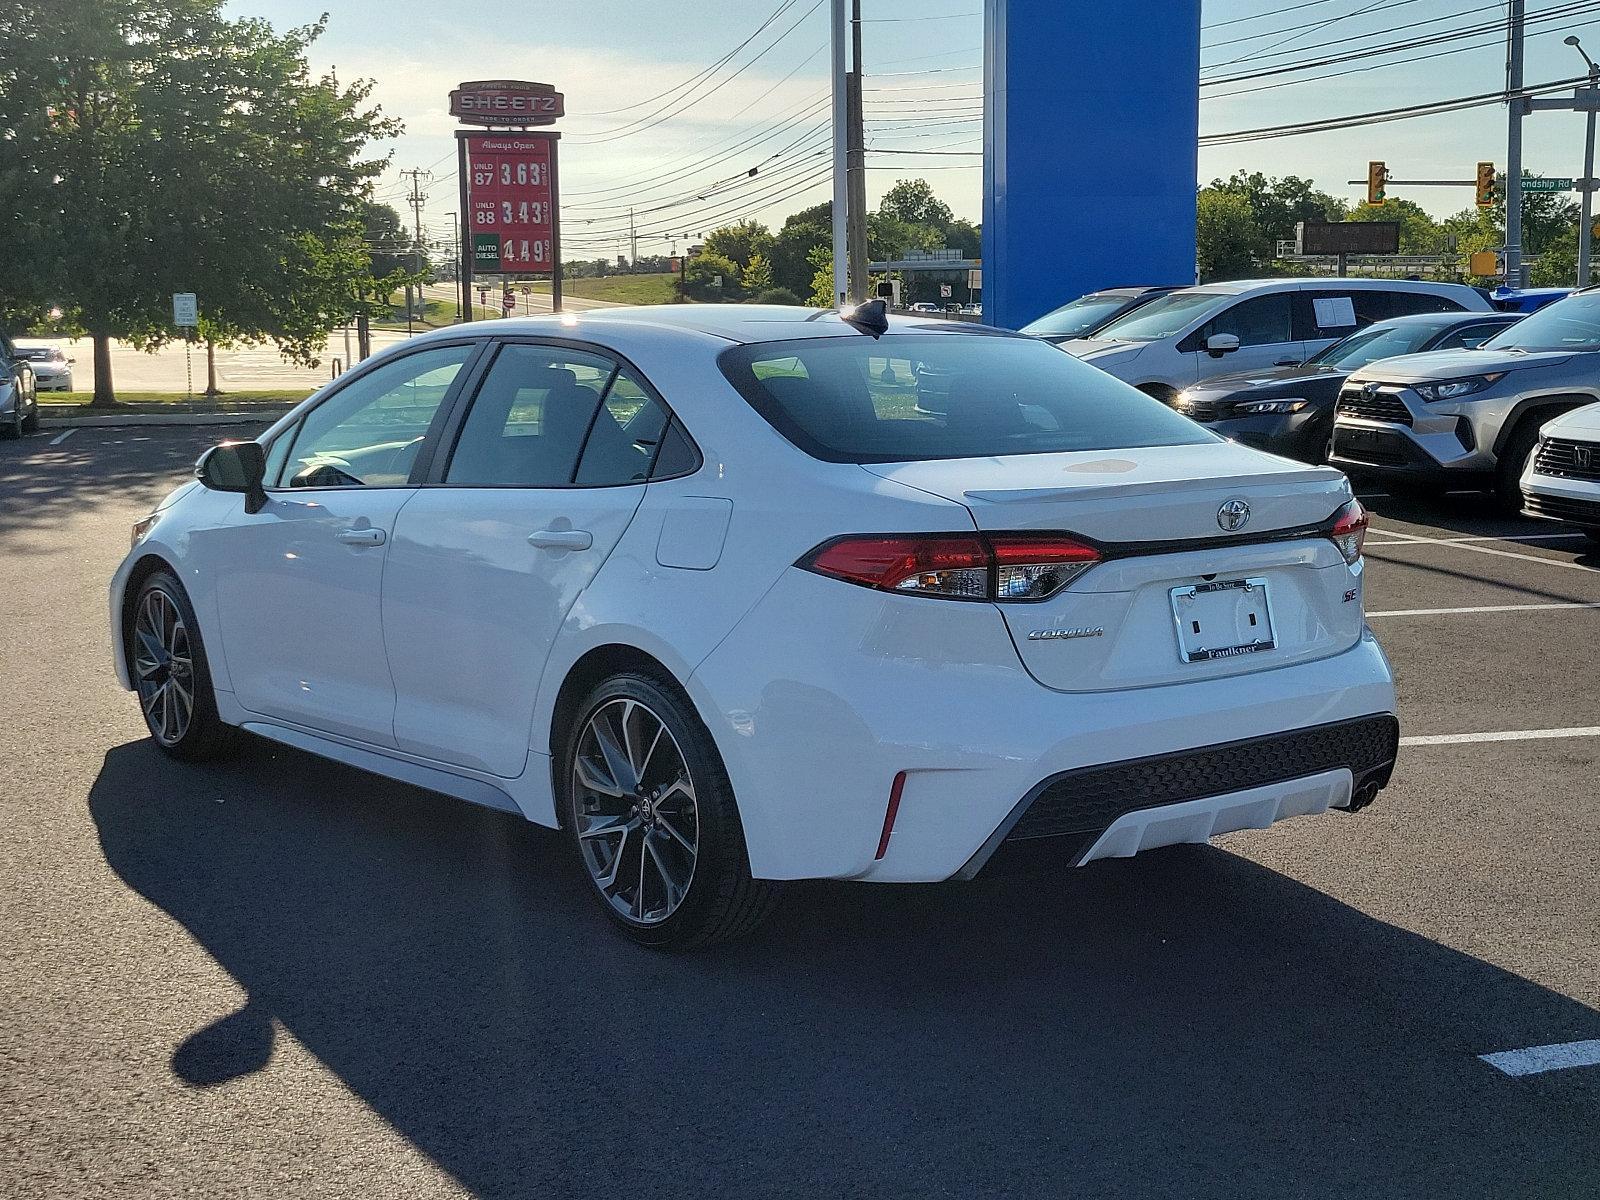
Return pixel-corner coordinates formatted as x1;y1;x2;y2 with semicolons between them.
1476;161;1497;208
1367;161;1388;206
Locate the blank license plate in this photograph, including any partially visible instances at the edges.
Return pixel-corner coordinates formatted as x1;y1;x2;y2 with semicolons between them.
1169;578;1275;663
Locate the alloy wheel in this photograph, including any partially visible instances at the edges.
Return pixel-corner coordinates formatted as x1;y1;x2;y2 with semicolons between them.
572;697;700;925
133;589;195;746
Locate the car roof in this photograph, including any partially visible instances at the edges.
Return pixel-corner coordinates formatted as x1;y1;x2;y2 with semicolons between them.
1176;277;1481;296
420;304;996;347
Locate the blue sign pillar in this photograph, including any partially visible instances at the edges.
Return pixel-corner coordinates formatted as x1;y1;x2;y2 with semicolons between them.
982;0;1201;330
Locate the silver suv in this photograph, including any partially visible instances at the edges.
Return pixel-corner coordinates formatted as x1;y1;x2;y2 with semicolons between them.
1330;289;1600;509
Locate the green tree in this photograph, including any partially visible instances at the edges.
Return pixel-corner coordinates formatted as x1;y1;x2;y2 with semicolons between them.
0;0;397;404
703;220;774;273
1196;189;1260;281
878;178;954;231
808;244;836;307
682;251;740;301
1210;171;1347;255
771;201;831;295
741;251;775;296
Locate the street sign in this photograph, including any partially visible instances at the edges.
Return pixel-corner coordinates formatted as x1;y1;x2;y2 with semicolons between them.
939;283;952;298
449;80;563;126
967;268;982;290
172;292;198;327
1469;250;1501;276
465;134;556;275
502;290;516;314
1521;177;1575;193
1296;221;1400;255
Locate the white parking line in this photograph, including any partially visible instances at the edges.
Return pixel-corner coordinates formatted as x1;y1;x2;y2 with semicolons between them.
1369;528;1600;574
1400;726;1600;747
48;428;76;446
1431;532;1592;543
1479;1039;1600;1077
1368;602;1600;617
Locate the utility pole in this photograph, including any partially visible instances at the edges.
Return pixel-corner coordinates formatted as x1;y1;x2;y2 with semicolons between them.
830;0;849;305
400;167;431;330
446;211;463;320
1566;35;1600;286
846;0;869;304
1506;0;1527;287
629;207;638;271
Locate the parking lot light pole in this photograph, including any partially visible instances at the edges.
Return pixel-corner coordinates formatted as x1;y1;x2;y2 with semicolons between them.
1565;36;1600;286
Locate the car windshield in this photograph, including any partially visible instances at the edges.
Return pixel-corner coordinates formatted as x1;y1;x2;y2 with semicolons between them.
1306;321;1451;370
1022;294;1142;338
16;347;57;361
1482;292;1600;352
719;332;1214;464
1089;290;1231;342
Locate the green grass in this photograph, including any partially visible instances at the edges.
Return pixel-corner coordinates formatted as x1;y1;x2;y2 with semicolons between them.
526;272;677;305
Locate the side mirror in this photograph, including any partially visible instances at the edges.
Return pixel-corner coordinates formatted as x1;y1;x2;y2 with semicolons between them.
196;441;268;514
1206;333;1241;357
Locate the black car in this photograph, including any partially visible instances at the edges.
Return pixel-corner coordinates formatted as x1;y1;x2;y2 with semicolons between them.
1020;286;1179;344
1171;311;1521;462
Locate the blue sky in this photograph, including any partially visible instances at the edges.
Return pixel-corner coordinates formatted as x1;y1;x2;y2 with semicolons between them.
230;0;1600;258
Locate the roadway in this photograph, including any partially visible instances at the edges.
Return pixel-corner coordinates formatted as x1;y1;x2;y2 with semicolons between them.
1;424;1595;1198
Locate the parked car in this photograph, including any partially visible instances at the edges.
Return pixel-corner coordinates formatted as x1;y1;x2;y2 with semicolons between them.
1;332;40;437
1331;288;1600;509
1062;278;1492;400
1488;285;1571;314
111;304;1398;948
14;342;74;391
909;302;941;313
1173;311;1520;463
1020;285;1179;344
1520;401;1600;543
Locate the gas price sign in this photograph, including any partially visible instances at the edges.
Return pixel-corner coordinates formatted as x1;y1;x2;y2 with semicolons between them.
466;134;555;274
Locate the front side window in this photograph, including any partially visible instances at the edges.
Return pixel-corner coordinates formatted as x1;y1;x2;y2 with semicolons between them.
720;333;1213;464
1204;294;1293;347
280;344;473;488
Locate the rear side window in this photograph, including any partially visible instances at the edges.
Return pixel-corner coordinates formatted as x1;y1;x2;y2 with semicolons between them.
1358;290;1463;322
719;333;1213;464
574;369;672;485
445;345;615;486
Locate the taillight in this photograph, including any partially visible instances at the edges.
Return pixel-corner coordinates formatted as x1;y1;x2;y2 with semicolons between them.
803;533;1099;601
1328;499;1368;565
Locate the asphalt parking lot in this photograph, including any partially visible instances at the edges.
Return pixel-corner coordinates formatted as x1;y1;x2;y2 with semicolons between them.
2;424;1596;1199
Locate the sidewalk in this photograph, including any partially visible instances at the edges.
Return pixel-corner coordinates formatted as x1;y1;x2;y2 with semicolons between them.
40;398;300;427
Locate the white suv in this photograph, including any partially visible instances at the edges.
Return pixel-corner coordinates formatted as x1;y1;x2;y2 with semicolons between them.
1062;278;1492;401
1522;401;1600;544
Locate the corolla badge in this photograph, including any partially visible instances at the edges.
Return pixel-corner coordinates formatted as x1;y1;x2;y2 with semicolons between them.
1217;498;1251;532
1027;626;1104;642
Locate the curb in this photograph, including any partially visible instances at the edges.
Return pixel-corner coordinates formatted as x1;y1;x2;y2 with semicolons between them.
41;411;286;429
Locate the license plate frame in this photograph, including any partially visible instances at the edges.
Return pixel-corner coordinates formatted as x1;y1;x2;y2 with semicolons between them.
1169;577;1276;663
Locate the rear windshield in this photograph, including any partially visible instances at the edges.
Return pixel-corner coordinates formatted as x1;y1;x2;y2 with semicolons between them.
718;333;1214;464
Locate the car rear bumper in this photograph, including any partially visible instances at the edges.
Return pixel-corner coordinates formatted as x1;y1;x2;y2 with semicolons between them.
690;568;1398;883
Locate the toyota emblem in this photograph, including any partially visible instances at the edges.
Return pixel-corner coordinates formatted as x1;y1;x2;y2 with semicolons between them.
1217;498;1251;532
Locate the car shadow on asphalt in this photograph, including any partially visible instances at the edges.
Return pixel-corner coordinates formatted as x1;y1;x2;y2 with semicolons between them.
88;737;1600;1198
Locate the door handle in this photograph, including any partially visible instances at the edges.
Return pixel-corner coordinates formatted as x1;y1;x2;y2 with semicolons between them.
336;527;386;546
528;529;593;551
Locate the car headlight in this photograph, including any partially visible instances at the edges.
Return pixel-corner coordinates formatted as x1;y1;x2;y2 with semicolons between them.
1234;398;1310;414
1413;374;1505;402
130;512;161;548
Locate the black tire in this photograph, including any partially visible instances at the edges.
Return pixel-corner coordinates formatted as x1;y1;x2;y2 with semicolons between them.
1583;527;1600;547
129;571;238;761
2;404;19;439
21;399;39;434
560;671;781;950
1494;421;1543;513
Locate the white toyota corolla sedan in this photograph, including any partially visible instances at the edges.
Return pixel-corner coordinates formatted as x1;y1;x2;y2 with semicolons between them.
111;304;1399;948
